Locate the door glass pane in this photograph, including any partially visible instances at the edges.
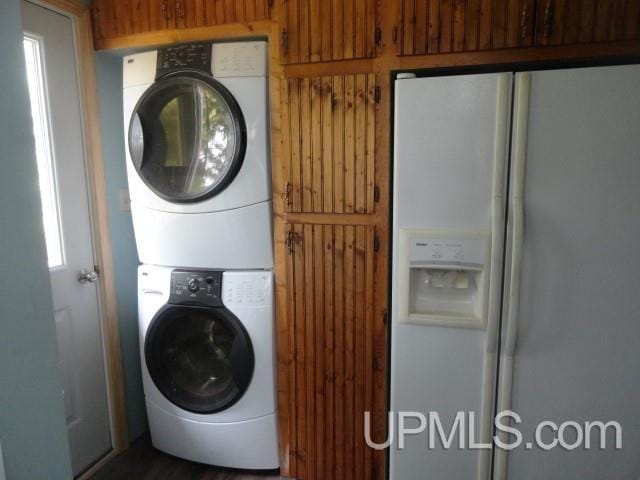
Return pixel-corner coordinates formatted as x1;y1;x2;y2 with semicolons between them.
146;306;254;413
132;78;240;200
163;310;236;399
23;35;64;268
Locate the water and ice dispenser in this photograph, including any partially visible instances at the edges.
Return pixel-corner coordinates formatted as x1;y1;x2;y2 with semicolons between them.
397;230;489;328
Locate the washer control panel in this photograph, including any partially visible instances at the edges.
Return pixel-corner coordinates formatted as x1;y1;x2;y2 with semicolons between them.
169;269;223;307
222;272;272;307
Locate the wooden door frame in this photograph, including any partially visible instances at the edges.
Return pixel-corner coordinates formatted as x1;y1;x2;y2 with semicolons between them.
24;0;129;474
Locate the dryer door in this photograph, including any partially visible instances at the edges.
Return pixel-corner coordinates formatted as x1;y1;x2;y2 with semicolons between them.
145;305;254;414
129;72;246;203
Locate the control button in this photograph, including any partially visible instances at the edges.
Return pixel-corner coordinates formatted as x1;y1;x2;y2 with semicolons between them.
187;278;199;293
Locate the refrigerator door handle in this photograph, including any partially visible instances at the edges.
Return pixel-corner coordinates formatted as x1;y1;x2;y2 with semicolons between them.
493;72;531;480
477;72;511;480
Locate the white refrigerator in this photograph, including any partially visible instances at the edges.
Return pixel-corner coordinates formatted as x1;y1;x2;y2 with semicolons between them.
391;65;640;480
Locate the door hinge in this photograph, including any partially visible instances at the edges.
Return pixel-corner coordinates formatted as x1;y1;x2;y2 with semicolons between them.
286;229;295;255
283;181;293;207
373;234;380;252
392;25;399;44
375;27;382;47
373;185;380;203
374;85;381;104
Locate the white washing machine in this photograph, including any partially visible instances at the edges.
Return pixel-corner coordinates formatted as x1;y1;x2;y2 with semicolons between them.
138;265;279;469
123;41;273;269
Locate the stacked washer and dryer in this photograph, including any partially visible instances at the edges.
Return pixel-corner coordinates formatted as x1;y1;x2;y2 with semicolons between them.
122;41;278;469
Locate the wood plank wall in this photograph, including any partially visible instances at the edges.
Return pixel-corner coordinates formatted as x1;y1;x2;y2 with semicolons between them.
396;0;640;55
89;1;640;479
281;74;377;214
283;223;377;480
91;0;271;40
280;0;377;63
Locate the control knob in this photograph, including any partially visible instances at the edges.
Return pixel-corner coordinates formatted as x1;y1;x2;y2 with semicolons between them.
187;278;199;293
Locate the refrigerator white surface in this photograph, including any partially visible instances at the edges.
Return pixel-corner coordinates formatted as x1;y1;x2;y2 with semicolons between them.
392;64;640;480
495;65;640;480
391;73;510;480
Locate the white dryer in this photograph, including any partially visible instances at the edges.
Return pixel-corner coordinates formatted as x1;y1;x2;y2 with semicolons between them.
138;265;279;468
123;41;273;269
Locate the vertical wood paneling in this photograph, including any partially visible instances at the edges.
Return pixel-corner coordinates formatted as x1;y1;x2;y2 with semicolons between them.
321;1;332;61
286;224;377;480
309;0;322;62
322;78;334;213
93;0;274;39
519;0;536;46
333;77;345;213
397;0;541;55
402;0;416;55
493;0;508;48
415;0;429;54
255;0;269;20
428;0;442;52
131;0;150;33
440;0;454;52
323;226;335;480
281;0;377;63
332;0;344;59
505;0;521;46
453;0;467;52
465;0;481;50
479;0;494;48
343;0;355;60
293;223;307;476
535;0;640;46
333;226;345;480
311;78;323;212
283;74;376;214
343;76;356;213
300;77;313;212
224;0;236;22
214;0;225;24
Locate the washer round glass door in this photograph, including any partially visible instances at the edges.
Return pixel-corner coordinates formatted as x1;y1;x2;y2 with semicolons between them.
129;72;246;202
144;305;254;414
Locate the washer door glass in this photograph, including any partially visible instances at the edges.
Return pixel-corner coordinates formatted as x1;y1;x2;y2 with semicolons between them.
129;73;246;202
145;305;254;413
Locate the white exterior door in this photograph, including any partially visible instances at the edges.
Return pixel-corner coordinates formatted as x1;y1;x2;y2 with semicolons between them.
22;1;111;475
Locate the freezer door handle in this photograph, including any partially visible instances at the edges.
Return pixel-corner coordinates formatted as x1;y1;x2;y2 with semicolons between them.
493;72;531;480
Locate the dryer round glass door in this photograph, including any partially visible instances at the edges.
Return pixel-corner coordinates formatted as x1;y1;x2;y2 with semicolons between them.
129;72;246;203
144;305;254;414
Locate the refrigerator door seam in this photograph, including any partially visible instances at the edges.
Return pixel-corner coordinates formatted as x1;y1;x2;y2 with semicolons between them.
493;71;532;480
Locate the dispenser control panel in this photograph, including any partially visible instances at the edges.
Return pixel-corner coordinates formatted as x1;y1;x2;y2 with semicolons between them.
409;236;486;270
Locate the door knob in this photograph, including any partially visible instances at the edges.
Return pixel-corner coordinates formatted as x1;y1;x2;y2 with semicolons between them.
78;268;99;284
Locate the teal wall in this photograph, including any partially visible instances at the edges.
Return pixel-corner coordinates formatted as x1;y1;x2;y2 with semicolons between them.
94;51;148;440
0;0;73;478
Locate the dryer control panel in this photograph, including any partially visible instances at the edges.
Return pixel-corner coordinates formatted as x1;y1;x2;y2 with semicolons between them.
169;269;223;307
156;42;212;78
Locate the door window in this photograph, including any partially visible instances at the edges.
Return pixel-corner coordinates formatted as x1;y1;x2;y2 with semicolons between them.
24;35;64;268
145;305;254;413
130;74;246;202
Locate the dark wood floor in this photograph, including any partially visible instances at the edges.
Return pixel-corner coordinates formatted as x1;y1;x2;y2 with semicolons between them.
89;434;284;480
